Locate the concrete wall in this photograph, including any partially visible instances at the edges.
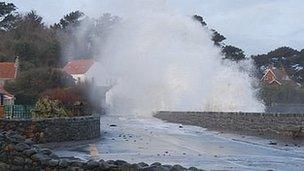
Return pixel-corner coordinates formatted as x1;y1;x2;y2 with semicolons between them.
0;116;101;143
155;111;304;139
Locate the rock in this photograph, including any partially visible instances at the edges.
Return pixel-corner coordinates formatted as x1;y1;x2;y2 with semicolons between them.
31;153;46;162
31;153;51;166
24;139;34;146
171;164;186;171
9;165;23;171
9;134;25;142
151;162;162;166
269;142;277;145
15;142;30;152
162;165;173;170
188;167;200;171
138;162;149;167
179;125;183;128
142;165;169;171
41;148;53;155
23;149;38;157
99;160;110;169
24;158;33;165
114;160;128;166
71;161;84;168
106;160;115;165
98;159;105;163
0;162;9;171
4;144;16;152
0;131;198;171
59;159;69;168
48;159;59;167
68;166;84;171
49;153;59;159
13;156;25;166
119;163;140;171
109;124;117;127
86;160;100;169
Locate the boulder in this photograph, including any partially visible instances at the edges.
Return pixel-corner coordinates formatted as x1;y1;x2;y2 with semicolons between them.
15;143;30;152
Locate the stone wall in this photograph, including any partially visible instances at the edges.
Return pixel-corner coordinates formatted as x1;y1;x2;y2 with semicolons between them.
155;111;304;139
0;116;101;143
0;131;200;171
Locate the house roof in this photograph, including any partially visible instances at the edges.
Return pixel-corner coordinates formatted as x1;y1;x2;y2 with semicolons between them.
0;62;16;79
63;59;94;75
262;65;297;86
0;86;14;98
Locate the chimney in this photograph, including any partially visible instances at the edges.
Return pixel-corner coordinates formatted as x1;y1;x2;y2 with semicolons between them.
14;56;19;78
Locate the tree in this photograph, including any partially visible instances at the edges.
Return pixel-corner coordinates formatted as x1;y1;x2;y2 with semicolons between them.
211;29;226;46
6;10;61;69
222;45;246;61
52;10;84;31
4;68;75;105
192;15;207;27
0;2;17;31
258;84;304;106
251;47;304;82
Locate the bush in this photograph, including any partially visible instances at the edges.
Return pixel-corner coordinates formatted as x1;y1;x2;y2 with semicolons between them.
258;84;304;106
41;86;94;116
4;68;75;105
31;98;70;118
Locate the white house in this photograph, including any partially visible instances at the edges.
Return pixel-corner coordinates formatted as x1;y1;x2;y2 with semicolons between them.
63;59;95;84
63;59;113;109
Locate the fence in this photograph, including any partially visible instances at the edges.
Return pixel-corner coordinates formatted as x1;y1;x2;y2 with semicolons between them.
0;104;97;119
1;105;32;119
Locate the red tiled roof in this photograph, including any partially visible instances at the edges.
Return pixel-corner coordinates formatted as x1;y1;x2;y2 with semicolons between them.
63;59;94;75
0;86;14;98
262;65;297;86
0;62;16;79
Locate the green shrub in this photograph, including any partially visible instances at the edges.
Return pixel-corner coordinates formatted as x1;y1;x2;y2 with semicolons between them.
31;98;70;118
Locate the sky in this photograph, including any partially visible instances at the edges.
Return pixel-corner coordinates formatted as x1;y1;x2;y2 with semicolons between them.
4;0;304;55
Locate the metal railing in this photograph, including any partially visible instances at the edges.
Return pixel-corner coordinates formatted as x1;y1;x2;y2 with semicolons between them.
0;104;96;119
1;105;33;119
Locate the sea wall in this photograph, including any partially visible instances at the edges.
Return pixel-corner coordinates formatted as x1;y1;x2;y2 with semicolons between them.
155;111;304;138
0;116;101;143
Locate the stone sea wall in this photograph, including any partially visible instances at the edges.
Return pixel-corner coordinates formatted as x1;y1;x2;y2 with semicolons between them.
0;131;202;171
0;116;101;143
155;111;304;139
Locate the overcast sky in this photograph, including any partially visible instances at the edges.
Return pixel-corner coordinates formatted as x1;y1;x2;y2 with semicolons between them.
4;0;304;55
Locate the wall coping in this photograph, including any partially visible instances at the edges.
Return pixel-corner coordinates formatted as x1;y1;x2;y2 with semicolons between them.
156;111;304;117
0;115;100;121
